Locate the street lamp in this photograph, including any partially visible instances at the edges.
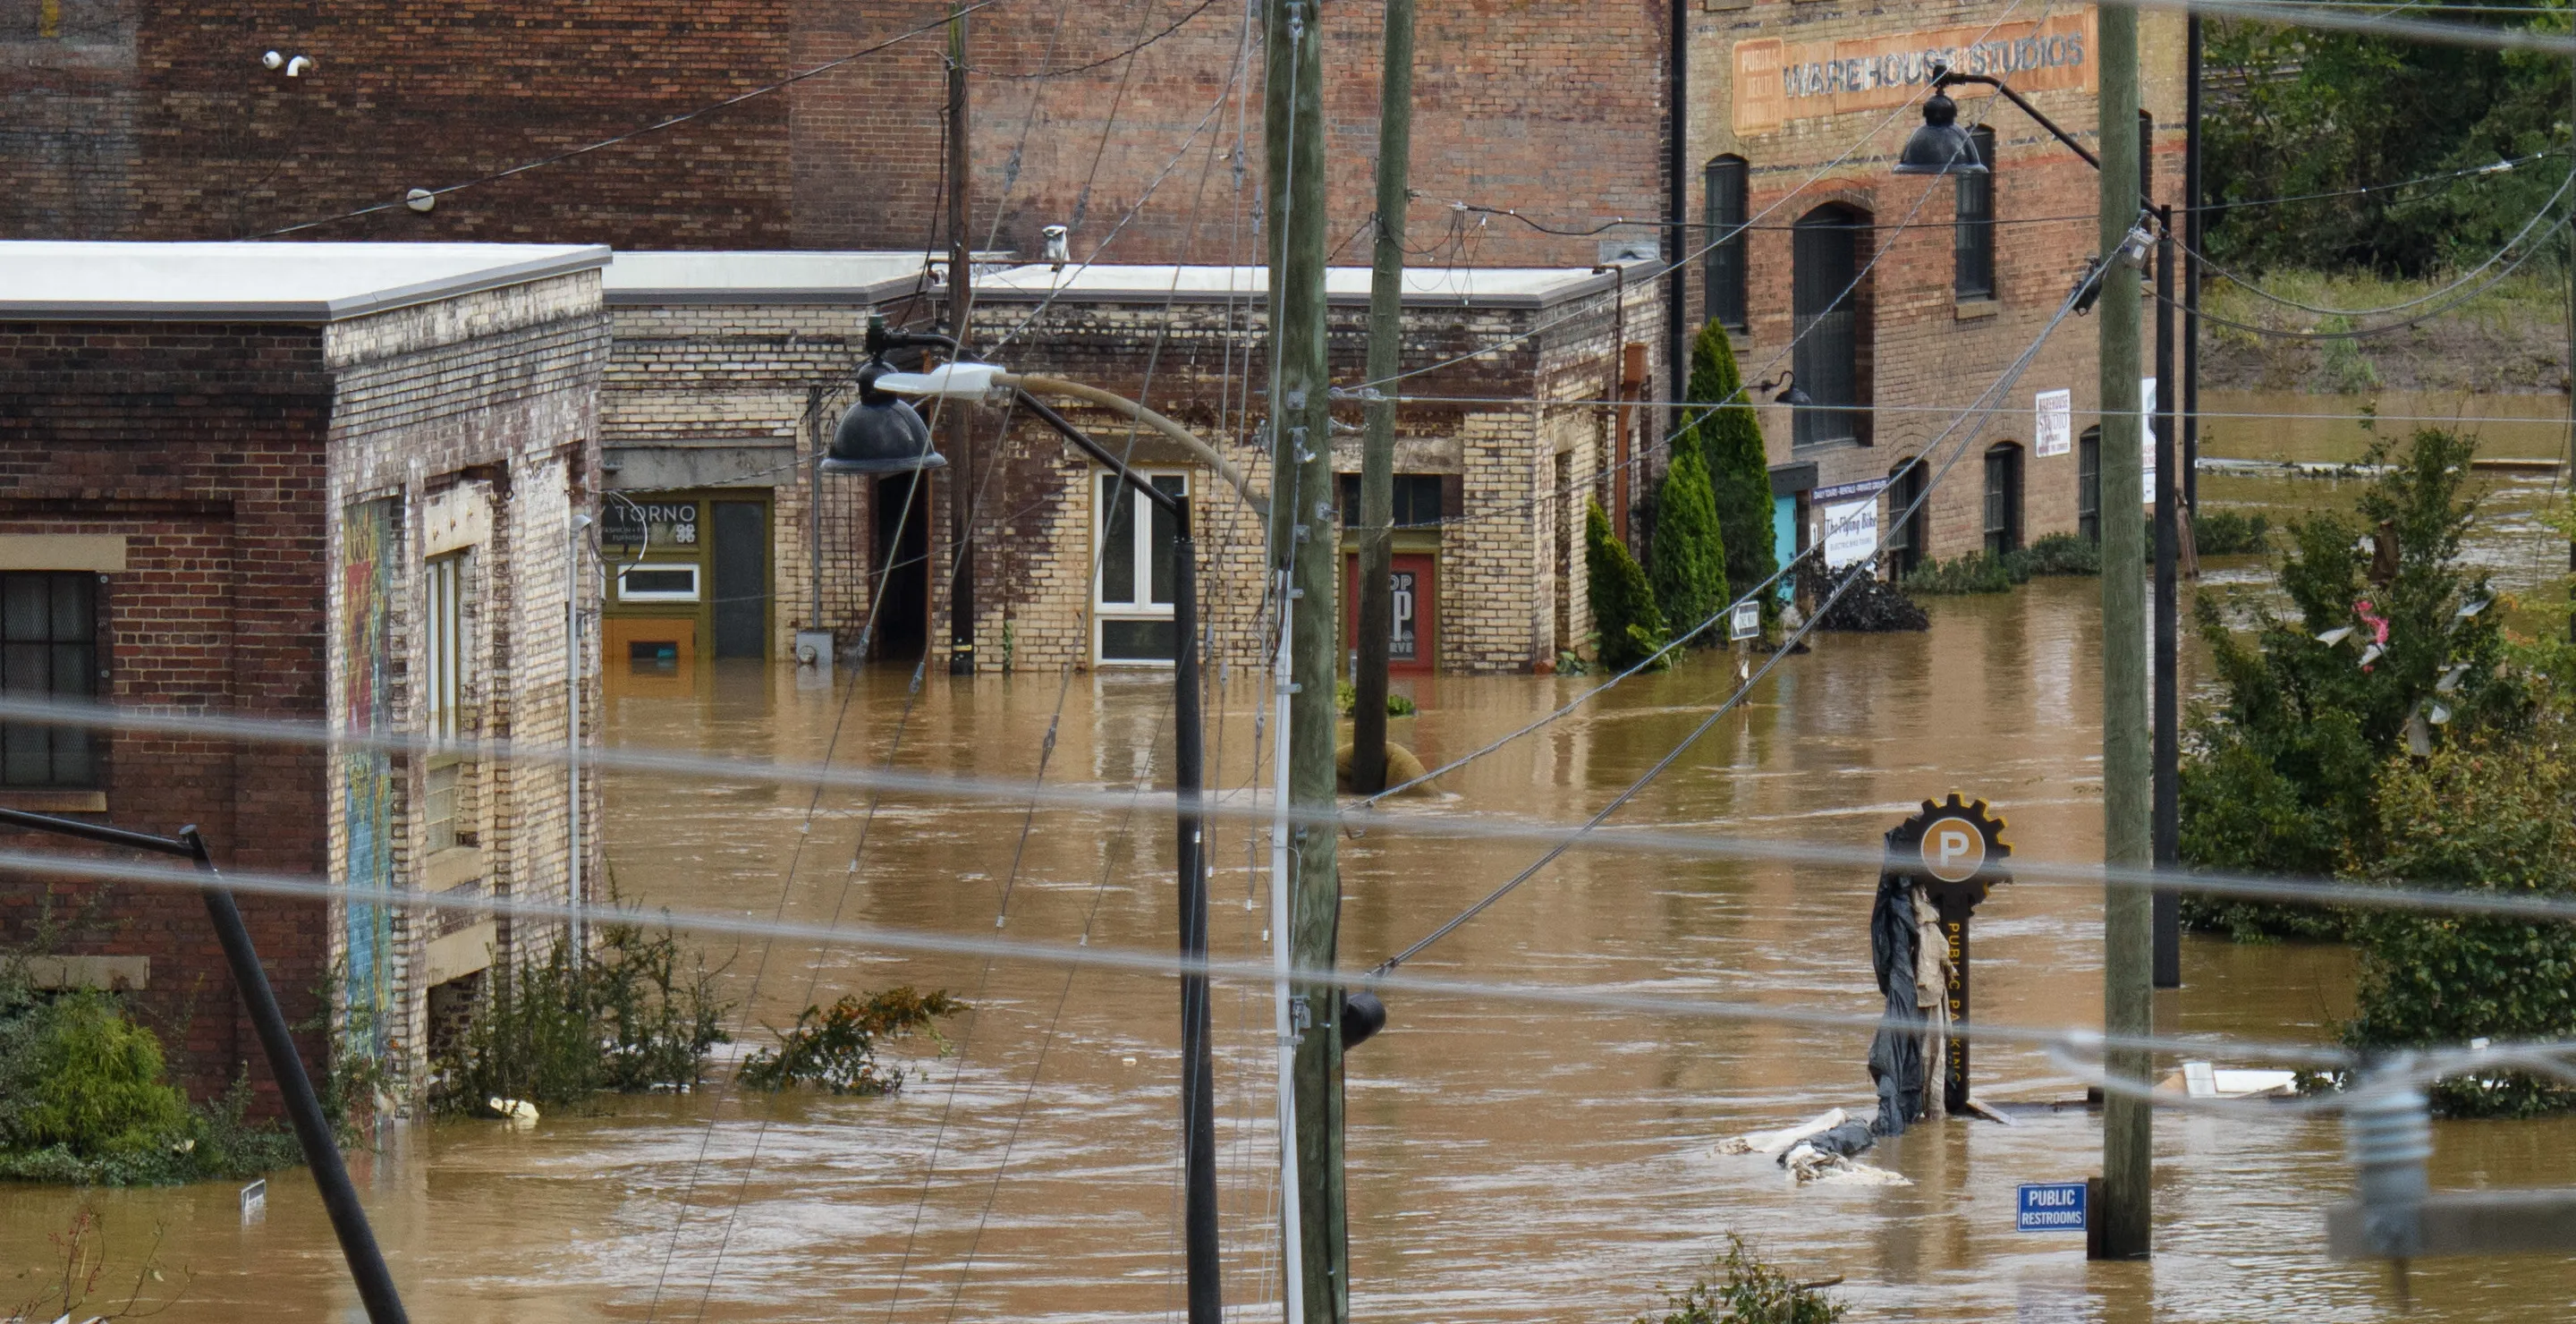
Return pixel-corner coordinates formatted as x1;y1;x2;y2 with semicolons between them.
821;357;946;476
859;327;1253;1324
1888;65;2183;993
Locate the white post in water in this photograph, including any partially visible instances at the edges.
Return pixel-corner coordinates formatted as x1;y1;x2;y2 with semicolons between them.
1268;566;1305;1324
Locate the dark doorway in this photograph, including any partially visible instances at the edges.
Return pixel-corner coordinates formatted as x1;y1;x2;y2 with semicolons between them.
1885;459;1928;577
1984;442;2025;556
870;475;932;661
711;500;768;659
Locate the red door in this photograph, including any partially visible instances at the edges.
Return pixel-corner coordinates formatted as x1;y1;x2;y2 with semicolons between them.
1344;553;1436;674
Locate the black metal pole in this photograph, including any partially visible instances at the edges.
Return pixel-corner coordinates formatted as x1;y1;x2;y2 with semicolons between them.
2182;15;2203;515
0;807;408;1324
2152;208;2182;990
1172;503;1221;1324
1006;395;1217;1322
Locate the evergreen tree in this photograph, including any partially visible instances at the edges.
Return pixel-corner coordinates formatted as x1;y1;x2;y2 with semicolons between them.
1585;500;1668;670
1648;444;1729;640
1685;321;1780;607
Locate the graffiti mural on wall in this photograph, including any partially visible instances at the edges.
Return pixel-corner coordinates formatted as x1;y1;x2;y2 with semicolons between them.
342;497;397;1057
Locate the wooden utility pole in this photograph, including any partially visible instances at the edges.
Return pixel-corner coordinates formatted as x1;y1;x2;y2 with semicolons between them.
1263;0;1344;1315
1352;0;1414;794
2095;4;2154;1262
945;2;977;675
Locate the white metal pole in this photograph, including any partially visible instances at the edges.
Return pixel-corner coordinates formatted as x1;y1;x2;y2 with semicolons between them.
1267;566;1305;1324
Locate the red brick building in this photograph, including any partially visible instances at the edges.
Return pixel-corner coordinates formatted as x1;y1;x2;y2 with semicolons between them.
0;242;606;1112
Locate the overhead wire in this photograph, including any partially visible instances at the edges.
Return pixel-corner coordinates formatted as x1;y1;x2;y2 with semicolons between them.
2185;165;2576;318
248;0;1017;239
1370;275;2090;973
2174;208;2576;339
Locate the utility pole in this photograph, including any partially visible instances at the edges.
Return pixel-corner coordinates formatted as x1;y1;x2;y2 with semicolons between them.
1352;0;1414;794
2182;14;2203;516
2152;207;2182;991
945;1;977;675
2095;4;2154;1262
1263;0;1344;1315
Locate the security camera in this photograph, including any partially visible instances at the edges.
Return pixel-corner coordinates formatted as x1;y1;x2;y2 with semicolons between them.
261;50;284;69
1043;225;1070;268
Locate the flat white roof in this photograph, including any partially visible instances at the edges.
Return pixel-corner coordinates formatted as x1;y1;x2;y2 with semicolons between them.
604;250;970;305
0;242;610;322
975;263;1627;308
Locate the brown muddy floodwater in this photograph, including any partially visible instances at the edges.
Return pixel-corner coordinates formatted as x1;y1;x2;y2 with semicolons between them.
14;400;2576;1320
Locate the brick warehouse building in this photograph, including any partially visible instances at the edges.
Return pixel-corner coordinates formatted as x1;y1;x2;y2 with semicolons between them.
4;2;2186;659
0;242;606;1115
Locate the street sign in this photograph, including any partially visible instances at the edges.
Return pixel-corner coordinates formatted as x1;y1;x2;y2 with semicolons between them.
2018;1182;2088;1233
1886;794;2012;1113
1729;599;1760;641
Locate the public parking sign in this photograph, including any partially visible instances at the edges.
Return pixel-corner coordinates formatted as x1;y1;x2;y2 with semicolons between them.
2017;1182;2088;1233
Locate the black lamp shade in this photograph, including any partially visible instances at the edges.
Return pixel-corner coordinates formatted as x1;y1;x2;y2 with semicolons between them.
1894;92;1987;176
1341;989;1386;1048
823;361;946;475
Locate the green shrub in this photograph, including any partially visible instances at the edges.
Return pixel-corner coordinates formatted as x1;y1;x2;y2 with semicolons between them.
1648;445;1729;636
1587;500;1671;670
2191;508;2271;556
2015;531;2101;576
0;976;300;1185
1335;682;1416;717
2;991;186;1158
738;987;962;1095
1683;322;1779;614
1636;1235;1844;1324
433;919;729;1114
2181;428;2529;939
1904;553;2019;596
2345;725;2576;1116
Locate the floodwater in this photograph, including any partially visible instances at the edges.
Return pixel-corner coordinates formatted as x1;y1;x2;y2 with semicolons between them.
14;393;2576;1322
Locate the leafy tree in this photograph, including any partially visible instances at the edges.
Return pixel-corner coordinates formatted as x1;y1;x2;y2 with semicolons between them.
2343;722;2576;1116
1648;444;1729;639
2202;13;2575;275
1;991;187;1158
2181;428;2526;938
1585;499;1670;671
738;987;962;1095
1684;322;1779;607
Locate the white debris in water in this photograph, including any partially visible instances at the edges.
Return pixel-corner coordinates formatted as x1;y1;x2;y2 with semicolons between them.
1717;1108;1847;1157
1781;1142;1911;1187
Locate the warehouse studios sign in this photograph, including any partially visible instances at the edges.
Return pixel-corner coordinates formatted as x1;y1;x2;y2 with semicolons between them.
1732;13;2094;136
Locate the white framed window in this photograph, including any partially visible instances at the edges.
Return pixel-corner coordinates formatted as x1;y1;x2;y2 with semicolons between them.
617;563;700;603
1094;471;1187;666
423;552;468;853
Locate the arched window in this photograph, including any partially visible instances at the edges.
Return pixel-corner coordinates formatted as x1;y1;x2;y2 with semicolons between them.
1953;125;1996;300
1885;457;1928;576
2077;425;2103;544
1704;155;1749;331
1984;442;2025;556
1792;204;1869;447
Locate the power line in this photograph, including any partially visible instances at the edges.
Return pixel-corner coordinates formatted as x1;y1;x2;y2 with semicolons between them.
1373;277;2089;972
2117;0;2576;53
2187;166;2576;319
2177;208;2576;339
248;0;1016;239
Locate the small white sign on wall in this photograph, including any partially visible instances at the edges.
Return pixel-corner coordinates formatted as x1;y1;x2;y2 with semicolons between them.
2034;389;2072;457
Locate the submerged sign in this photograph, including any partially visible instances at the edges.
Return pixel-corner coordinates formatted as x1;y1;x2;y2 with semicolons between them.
2017;1182;2089;1233
1733;13;2096;135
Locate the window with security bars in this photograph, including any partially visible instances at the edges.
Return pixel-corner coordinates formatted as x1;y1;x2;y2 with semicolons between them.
1791;205;1867;447
1985;443;2025;556
1953;126;1996;300
1885;461;1928;577
1095;471;1188;665
423;553;466;853
1704;156;1749;331
1;573;99;787
2077;427;2103;544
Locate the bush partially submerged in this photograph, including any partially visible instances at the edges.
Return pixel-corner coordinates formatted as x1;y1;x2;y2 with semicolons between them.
2192;508;2270;556
1903;534;2102;597
432;919;729;1115
1635;1235;1844;1324
0;978;300;1186
1804;561;1928;632
738;987;962;1095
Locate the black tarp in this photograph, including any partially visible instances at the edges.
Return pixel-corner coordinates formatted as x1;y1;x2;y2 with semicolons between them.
1866;838;1928;1137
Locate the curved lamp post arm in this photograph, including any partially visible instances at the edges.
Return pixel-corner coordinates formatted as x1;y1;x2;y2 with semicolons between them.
996;372;1266;518
1931;66;2101;171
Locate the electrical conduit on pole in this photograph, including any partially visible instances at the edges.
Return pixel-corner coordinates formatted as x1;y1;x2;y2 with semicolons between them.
1268;569;1305;1324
